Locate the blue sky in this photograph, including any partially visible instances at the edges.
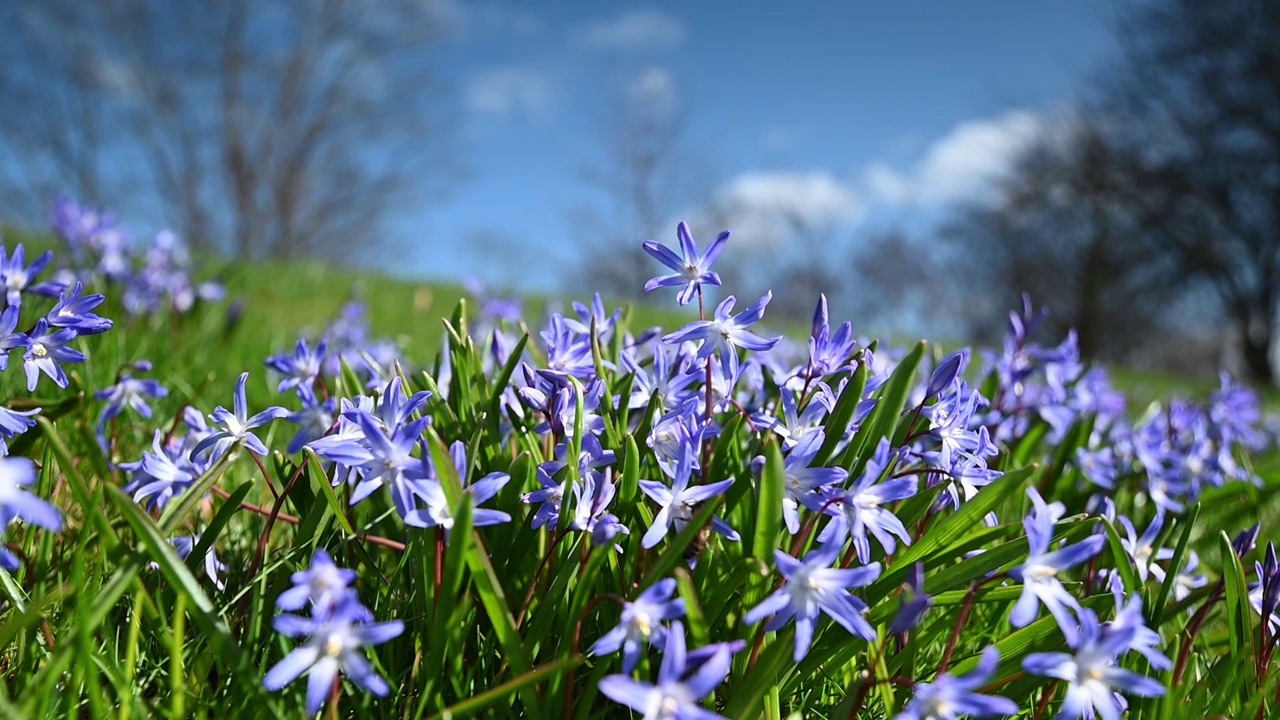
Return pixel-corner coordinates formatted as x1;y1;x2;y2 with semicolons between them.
408;0;1120;291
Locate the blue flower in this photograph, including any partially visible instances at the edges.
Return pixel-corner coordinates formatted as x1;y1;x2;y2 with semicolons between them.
0;456;63;530
16;320;85;391
316;409;430;518
264;595;403;715
0;457;63;569
0;406;40;456
46;281;113;335
266;338;328;392
1009;489;1104;644
642;221;730;306
807;294;857;379
890;563;934;634
639;445;738;549
894;647;1018;720
744;543;880;661
404;440;510;539
1023;608;1165;719
1118;512;1171;583
276;549;364;620
773;430;847;535
590;578;686;674
96;366;167;447
283;387;336;455
663;293;782;379
0;306;25;371
819;438;916;563
0;244;61;307
1106;576;1170;671
191;373;289;460
598;620;732;720
123;431;203;511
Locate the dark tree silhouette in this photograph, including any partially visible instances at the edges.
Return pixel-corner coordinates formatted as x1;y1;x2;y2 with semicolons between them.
949;0;1280;381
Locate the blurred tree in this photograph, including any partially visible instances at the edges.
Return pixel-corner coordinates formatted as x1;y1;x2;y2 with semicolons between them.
572;66;713;299
948;0;1280;382
0;0;454;260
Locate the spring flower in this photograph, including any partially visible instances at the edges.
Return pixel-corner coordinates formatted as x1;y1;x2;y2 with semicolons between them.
642;221;730;306
96;366;168;447
1118;511;1170;583
0;456;63;532
744;543;880;661
890;563;934;634
0;244;61;307
264;600;403;715
17;320;84;391
590;578;687;674
895;647;1018;720
1010;489;1104;643
320;410;430;517
191;373;289;460
47;281;113;335
123;431;203;511
806;294;857;378
0;406;40;456
819;438;916;563
404;441;510;538
663;293;782;379
598;621;732;720
772;430;847;534
266;338;328;392
639;445;738;549
276;549;364;620
1023;609;1165;718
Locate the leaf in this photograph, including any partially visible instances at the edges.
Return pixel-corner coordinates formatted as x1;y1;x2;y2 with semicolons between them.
422;657;580;720
189;482;253;579
1101;518;1140;598
726;627;796;719
1218;530;1253;659
107;487;243;669
871;464;1035;598
426;429;541;717
842;341;925;470
305;449;357;536
813;359;867;466
753;439;785;565
1150;504;1198;627
674;568;710;648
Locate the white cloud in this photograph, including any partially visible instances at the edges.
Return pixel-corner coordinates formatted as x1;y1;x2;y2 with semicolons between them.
577;8;685;52
626;66;678;115
704;171;865;246
864;110;1045;208
434;0;541;37
466;67;555;119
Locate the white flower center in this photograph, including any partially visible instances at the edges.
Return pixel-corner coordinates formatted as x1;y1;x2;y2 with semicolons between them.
1025;563;1058;582
325;632;345;657
31;343;47;358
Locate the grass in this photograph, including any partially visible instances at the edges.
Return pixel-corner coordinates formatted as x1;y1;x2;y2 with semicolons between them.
2;233;1279;719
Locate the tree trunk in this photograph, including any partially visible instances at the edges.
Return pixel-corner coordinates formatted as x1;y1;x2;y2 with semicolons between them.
1240;313;1275;385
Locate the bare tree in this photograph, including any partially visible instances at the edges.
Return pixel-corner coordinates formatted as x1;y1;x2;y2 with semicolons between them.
572;67;713;298
946;0;1280;382
945;118;1187;359
0;0;454;260
1102;0;1280;382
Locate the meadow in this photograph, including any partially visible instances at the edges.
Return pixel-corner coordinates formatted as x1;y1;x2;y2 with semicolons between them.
0;205;1277;719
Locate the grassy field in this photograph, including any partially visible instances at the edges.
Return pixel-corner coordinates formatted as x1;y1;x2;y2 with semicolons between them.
3;227;1280;719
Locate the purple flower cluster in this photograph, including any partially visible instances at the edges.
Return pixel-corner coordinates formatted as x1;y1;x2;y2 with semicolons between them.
51;201;223;316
